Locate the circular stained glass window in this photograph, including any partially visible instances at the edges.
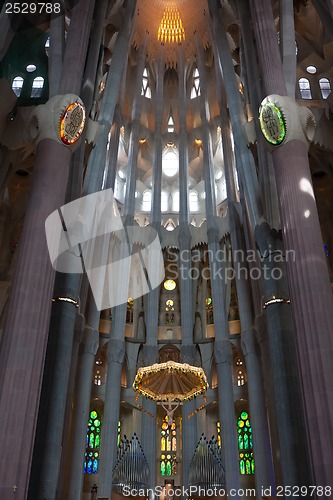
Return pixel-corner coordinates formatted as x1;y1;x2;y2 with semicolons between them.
259;102;286;146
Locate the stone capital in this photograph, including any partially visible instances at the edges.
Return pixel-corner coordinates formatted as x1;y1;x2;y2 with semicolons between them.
214;339;232;365
82;326;100;355
241;328;258;356
141;344;158;365
181;345;197;365
107;338;126;364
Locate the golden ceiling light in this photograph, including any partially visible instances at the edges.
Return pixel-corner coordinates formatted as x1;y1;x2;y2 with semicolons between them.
158;4;185;44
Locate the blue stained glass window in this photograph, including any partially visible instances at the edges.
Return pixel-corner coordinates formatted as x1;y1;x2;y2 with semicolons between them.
84;410;101;474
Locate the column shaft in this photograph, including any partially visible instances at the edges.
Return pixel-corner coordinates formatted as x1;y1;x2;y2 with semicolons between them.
251;0;333;486
0;140;71;500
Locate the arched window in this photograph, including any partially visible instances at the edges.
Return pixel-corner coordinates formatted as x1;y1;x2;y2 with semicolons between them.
172;191;179;212
160;416;177;476
319;78;331;99
142;190;152;212
12;76;24;97
237;411;254;475
84;410;101;474
299;78;312;99
189;190;199;212
141;68;151;99
161;191;169;212
236;358;245;386
31;76;44;98
162;148;179;177
168;116;175;133
190;68;201;99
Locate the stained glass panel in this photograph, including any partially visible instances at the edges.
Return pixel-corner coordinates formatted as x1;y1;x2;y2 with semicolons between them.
237;412;254;475
84;410;102;474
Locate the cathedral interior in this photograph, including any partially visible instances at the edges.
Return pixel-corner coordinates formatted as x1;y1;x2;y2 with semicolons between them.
0;0;333;499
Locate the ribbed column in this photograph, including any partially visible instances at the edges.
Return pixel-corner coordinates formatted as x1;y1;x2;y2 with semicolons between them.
0;140;71;500
124;36;148;218
67;321;100;500
250;0;333;488
196;38;241;500
279;0;297;98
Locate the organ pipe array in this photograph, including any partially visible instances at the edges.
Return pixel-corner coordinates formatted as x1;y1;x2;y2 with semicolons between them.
112;434;150;492
188;434;225;490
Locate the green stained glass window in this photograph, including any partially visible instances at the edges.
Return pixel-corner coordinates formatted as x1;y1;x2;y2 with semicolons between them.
237;411;254;475
118;421;121;446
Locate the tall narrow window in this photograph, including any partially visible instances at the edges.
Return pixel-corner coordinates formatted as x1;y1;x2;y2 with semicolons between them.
168;116;175;133
189;190;199;212
12;76;24;97
237;411;254;475
118;421;121;446
141;68;151;99
161;191;169;212
31;76;44;98
172;191;179;212
319;77;331;99
142;190;152;212
299;78;312;99
160;416;177;476
190;68;201;99
84;410;101;474
162;147;179;177
236;358;245;386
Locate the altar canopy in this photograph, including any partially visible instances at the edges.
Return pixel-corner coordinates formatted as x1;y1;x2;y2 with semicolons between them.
133;361;208;402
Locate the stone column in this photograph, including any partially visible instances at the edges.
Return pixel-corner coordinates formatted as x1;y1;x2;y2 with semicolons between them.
146;44;164;346
141;346;158;496
195;37;241;500
124;36;148;218
98;338;126;498
250;0;333;488
67;322;100;500
97;36;147;498
84;0;137;194
0;92;85;500
209;2;311;489
219;103;275;493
